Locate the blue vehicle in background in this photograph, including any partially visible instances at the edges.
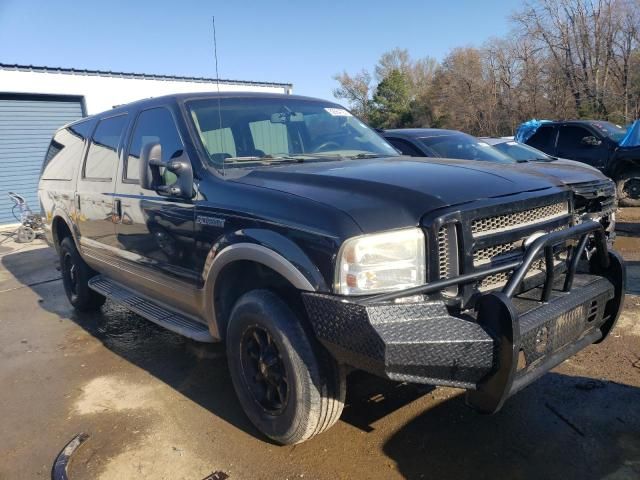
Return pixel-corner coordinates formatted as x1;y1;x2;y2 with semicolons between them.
517;120;640;207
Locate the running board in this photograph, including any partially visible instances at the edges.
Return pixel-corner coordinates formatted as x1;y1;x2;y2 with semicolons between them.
88;275;214;342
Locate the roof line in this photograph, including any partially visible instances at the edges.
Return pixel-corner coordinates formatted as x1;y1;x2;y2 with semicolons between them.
0;63;293;88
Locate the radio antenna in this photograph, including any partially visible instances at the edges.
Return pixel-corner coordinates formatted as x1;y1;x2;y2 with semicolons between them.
212;16;226;174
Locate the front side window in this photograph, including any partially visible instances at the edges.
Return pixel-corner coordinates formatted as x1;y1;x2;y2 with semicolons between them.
186;97;399;172
418;132;514;163
557;126;595;151
84;115;128;180
126;107;184;182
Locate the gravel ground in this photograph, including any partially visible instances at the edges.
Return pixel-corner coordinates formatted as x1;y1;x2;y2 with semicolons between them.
0;210;638;480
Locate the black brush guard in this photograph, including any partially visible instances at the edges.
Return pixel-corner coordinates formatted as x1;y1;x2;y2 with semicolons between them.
302;220;625;414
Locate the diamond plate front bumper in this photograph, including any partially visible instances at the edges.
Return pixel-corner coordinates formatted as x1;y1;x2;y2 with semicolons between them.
302;221;626;413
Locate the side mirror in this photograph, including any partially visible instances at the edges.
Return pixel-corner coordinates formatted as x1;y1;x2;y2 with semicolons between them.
139;142;194;199
581;135;602;147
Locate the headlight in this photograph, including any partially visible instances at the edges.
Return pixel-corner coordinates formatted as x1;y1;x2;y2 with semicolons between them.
335;228;426;295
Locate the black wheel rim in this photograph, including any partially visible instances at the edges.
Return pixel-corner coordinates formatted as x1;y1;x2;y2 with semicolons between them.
240;325;289;415
63;252;78;297
623;177;640;200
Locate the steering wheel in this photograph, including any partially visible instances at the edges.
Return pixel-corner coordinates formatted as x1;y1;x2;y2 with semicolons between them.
313;141;341;153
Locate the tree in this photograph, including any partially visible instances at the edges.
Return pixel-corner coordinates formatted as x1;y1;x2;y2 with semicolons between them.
370;69;412;128
332;69;374;121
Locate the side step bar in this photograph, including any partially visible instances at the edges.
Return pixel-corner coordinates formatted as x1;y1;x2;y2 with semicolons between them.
88;275;214;343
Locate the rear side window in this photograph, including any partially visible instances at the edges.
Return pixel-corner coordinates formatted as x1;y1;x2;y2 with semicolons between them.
84;114;128;181
41;120;94;181
527;126;555;153
126;108;184;182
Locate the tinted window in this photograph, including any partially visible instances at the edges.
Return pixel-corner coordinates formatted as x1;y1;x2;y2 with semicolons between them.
387;137;424;157
41;120;94;180
127;108;184;182
527;126;555;152
419;132;513;163
84;115;127;180
557;126;594;151
492;141;552;162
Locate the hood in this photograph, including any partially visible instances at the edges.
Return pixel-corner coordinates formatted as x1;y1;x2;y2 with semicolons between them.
231;156;562;232
521;158;606;185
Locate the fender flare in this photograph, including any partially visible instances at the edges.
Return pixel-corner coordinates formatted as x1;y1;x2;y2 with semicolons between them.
50;209;80;253
202;239;327;338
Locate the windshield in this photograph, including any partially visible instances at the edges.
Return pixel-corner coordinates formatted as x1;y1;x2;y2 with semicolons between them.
186;97;399;171
492;141;552;162
418;132;514;163
589;121;627;143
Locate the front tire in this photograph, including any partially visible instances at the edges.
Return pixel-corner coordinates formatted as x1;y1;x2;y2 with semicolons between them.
616;168;640;207
226;289;345;445
59;237;105;311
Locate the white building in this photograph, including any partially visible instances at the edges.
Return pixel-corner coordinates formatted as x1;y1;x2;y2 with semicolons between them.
0;63;292;225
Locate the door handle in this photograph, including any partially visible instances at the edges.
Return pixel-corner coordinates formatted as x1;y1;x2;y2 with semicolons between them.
113;199;122;223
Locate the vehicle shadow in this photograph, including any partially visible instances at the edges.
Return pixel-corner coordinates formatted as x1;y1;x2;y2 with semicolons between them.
381;373;640;480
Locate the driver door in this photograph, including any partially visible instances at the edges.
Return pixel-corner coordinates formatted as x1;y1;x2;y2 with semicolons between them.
556;125;608;169
113;105;198;310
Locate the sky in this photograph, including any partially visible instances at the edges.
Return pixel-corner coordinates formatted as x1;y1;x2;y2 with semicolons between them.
0;0;521;101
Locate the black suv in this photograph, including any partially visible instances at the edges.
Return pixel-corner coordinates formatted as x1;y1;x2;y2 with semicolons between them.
39;93;625;445
521;120;640;206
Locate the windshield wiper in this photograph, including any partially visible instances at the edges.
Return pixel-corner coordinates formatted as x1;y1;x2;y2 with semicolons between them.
345;153;382;159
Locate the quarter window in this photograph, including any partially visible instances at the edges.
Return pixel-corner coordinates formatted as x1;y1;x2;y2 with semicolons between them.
84;115;128;180
42;120;94;181
126;108;184;182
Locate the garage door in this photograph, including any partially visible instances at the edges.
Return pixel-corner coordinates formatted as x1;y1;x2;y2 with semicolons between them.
0;94;84;225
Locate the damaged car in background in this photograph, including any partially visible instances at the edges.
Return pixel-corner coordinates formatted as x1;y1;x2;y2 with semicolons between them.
517;119;640;207
383;128;617;250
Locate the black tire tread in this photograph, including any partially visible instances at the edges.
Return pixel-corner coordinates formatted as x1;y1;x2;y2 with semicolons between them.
616;168;640;207
227;289;345;445
60;237;105;312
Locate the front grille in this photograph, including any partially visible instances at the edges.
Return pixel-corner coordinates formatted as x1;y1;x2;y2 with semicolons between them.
437;223;459;296
469;199;571;293
474;240;521;266
478;256;564;291
471;202;568;237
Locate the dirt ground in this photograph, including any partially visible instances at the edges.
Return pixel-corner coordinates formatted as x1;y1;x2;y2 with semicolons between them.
0;210;639;480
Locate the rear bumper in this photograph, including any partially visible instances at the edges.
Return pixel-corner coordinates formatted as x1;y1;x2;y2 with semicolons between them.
302;221;625;413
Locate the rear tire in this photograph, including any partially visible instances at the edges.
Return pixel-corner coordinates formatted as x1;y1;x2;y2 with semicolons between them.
59;237;105;311
226;289;345;445
616;169;640;207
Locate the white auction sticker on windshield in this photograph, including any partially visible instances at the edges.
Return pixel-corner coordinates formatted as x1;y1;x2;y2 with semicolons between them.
507;141;518;145
325;108;352;117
